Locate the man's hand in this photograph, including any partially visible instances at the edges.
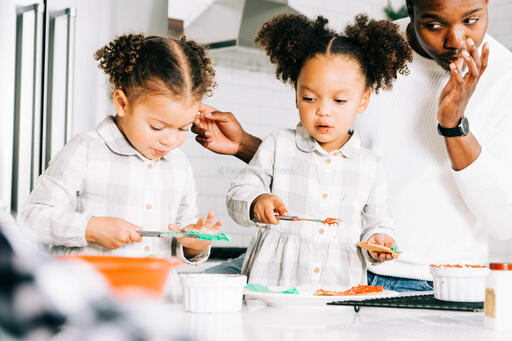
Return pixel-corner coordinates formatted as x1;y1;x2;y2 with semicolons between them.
169;210;223;258
367;233;397;262
192;104;246;155
192;104;261;163
85;217;142;249
437;38;489;128
251;194;288;225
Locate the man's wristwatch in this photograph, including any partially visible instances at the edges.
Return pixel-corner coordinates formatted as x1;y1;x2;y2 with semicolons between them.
437;116;469;137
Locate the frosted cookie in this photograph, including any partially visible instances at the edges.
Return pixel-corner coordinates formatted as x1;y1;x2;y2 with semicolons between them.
356;242;401;258
314;285;383;296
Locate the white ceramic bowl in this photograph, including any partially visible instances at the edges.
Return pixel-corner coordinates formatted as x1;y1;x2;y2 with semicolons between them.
430;265;490;302
181;274;247;313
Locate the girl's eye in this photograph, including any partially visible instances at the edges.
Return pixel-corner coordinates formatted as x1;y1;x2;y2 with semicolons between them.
151;125;164;131
302;97;314;102
334;99;347;104
464;17;478;25
179;126;190;132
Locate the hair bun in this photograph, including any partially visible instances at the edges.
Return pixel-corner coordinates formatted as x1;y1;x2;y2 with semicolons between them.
344;14;412;92
94;33;145;88
255;14;334;85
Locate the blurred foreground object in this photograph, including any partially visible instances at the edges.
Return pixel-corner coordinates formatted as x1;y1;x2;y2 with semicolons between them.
0;205;192;341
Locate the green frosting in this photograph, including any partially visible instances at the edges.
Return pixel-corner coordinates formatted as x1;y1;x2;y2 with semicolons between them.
280;288;300;295
244;283;272;293
245;283;299;295
164;230;231;242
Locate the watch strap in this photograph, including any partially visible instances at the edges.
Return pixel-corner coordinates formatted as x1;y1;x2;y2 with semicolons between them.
437;116;469;137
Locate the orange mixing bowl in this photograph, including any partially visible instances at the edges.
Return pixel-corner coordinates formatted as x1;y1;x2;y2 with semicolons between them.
58;255;182;298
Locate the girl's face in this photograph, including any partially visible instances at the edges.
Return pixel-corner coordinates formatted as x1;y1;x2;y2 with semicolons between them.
296;54;371;153
113;90;199;160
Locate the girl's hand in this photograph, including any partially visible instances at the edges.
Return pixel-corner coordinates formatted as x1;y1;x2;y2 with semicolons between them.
251;194;288;225
437;38;489;128
367;233;397;262
85;217;142;249
168;210;223;257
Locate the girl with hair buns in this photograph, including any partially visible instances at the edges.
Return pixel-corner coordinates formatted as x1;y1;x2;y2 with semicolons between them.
20;34;222;262
226;14;412;288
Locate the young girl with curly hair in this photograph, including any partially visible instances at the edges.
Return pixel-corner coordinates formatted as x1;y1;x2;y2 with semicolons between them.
226;14;412;288
20;34;222;263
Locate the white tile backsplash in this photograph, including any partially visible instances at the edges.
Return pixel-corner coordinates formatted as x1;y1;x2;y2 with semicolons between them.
488;0;512;49
175;0;512;255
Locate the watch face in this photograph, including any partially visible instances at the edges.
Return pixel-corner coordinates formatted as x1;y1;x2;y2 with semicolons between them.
461;117;469;135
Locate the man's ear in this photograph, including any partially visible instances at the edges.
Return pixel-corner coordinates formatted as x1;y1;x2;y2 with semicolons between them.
113;89;129;117
357;88;372;114
405;0;414;21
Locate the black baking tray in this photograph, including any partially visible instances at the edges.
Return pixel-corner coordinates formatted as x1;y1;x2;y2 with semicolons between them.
327;294;484;313
210;247;246;260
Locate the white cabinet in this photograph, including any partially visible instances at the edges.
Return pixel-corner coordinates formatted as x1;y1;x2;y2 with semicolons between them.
0;0;168;216
0;0;45;216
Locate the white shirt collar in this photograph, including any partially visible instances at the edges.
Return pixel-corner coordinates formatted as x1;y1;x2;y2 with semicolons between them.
295;122;362;158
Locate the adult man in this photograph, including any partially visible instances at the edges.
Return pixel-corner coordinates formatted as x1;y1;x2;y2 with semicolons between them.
195;0;512;291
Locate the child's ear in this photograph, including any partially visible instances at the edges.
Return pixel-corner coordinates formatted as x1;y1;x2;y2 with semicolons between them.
357;88;372;114
113;89;129;117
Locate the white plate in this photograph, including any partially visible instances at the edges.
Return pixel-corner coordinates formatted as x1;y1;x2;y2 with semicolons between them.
244;286;399;308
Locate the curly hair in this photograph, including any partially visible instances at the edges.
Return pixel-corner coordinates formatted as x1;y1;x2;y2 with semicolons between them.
255;14;335;86
255;14;412;93
94;33;216;101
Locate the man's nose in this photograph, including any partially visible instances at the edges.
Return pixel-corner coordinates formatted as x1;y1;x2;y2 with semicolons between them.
444;26;466;50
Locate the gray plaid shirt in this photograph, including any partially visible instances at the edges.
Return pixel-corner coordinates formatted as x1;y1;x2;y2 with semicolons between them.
227;124;394;288
20;116;208;263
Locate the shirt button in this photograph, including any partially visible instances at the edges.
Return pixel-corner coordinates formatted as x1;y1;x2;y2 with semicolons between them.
145;203;152;210
313;267;320;274
144;245;150;252
325;158;332;164
321;193;328;199
146;163;153;170
333;152;340;157
318;228;325;235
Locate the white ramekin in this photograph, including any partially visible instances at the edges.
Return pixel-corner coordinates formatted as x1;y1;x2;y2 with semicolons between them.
430;265;490;302
181;274;247;313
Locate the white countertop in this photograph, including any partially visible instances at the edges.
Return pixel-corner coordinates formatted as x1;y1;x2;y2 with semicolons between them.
139;299;512;341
